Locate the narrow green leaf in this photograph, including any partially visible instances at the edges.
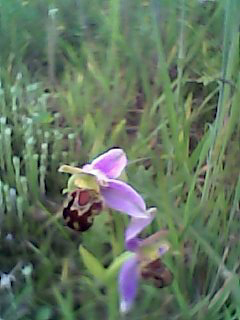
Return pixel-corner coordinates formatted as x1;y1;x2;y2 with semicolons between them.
79;245;105;281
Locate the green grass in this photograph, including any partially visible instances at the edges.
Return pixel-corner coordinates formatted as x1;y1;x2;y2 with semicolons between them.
0;0;239;319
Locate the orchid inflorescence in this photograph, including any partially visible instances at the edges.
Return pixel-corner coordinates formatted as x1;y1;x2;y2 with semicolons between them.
59;148;172;313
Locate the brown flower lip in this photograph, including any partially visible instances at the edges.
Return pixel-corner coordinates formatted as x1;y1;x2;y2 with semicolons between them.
62;189;103;232
140;258;173;288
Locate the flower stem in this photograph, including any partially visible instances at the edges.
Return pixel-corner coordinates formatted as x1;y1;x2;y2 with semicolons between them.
107;282;118;320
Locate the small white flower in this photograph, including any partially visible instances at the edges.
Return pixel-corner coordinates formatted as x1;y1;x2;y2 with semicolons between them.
5;233;13;241
21;264;33;278
0;273;15;290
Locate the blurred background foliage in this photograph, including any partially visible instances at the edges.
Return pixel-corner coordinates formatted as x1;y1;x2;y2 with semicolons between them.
0;0;239;319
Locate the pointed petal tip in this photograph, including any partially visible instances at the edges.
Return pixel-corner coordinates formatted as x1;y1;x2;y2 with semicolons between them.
58;165;83;175
62;188;68;194
147;207;157;216
58;165;67;172
120;300;132;314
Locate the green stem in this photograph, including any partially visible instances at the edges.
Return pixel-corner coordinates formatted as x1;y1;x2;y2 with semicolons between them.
107;282;118;320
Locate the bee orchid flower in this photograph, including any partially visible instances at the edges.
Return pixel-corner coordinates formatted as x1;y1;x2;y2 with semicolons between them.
119;230;172;314
59;148;153;231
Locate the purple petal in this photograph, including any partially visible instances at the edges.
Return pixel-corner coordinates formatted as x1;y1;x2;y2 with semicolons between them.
125;237;142;252
88;148;127;179
125;209;156;250
118;255;139;314
101;180;147;218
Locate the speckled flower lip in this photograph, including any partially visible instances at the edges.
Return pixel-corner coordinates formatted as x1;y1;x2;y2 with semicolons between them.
62;188;103;232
